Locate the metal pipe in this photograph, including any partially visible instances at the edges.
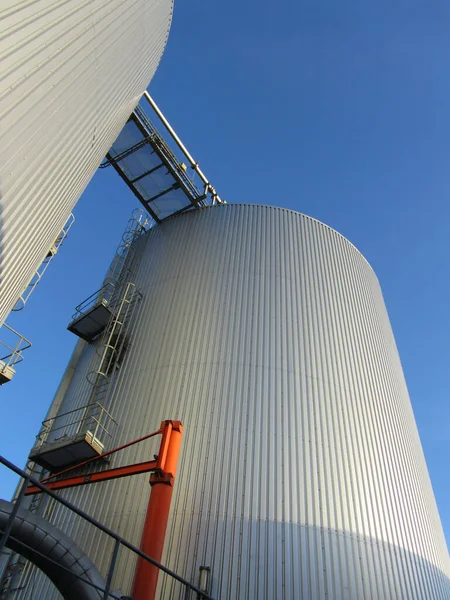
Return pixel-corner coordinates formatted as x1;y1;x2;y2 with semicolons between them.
132;421;183;600
0;524;115;600
142;92;224;204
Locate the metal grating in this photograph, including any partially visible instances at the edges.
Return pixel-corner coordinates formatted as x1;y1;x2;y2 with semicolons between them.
103;107;206;222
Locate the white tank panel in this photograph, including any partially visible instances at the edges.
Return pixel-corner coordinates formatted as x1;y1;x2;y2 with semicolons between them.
0;0;173;323
17;204;450;598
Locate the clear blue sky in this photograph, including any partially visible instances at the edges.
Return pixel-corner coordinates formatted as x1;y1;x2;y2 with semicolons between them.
1;0;449;549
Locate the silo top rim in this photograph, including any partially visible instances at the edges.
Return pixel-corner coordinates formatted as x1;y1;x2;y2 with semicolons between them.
179;203;376;276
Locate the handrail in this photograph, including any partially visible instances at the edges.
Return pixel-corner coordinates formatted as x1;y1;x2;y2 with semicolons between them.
41;402;116;429
72;282;116;320
0;324;32;369
134;106;203;200
13;213;75;312
35;402;117;448
142;92;224;205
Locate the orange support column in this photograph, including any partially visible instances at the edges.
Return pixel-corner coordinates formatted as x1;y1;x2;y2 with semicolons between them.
132;421;183;600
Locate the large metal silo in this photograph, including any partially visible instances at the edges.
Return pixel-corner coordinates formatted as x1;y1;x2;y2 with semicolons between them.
0;0;173;324
16;204;450;598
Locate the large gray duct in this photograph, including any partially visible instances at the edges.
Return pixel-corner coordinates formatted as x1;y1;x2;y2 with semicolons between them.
0;499;106;600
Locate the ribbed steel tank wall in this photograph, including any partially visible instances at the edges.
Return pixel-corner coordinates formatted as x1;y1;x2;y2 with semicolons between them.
21;204;450;599
0;0;173;324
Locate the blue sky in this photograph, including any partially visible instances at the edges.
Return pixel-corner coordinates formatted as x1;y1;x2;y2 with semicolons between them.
1;0;449;549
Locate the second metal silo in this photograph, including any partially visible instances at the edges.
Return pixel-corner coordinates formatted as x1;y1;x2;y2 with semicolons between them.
0;0;173;325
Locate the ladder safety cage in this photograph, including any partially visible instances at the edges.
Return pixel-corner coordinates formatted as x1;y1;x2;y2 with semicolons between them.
86;282;141;385
101;93;225;223
67;209;149;343
62;210;148;467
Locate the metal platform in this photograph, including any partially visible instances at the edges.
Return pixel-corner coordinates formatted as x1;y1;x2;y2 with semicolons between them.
30;402;116;472
0;324;31;384
67;299;113;342
29;430;105;472
67;282;117;342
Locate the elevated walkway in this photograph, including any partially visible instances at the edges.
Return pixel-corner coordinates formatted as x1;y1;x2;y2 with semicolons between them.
103;107;205;221
101;92;224;223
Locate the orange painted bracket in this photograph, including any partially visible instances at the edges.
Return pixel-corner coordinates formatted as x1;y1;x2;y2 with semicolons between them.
24;419;184;600
39;426;164;486
25;420;183;497
25;459;158;495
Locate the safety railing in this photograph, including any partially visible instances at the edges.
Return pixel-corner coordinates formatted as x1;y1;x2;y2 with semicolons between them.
35;402;117;449
0;456;213;599
13;213;75;312
0;324;32;373
71;281;116;322
133;106;204;201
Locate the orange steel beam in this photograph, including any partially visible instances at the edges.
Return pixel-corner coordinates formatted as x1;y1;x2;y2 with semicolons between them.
132;420;183;600
25;459;158;495
39;427;164;485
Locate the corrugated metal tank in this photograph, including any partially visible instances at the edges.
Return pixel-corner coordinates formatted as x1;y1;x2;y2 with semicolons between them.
0;0;173;324
18;204;450;598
